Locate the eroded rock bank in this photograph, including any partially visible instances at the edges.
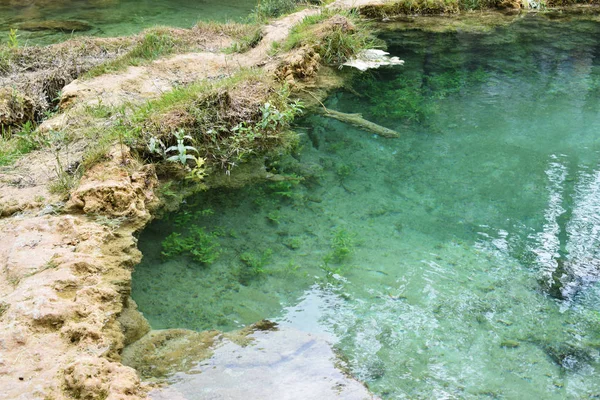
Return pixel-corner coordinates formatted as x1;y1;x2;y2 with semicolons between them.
0;147;158;399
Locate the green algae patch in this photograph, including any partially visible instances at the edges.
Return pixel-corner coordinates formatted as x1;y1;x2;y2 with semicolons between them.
500;339;521;348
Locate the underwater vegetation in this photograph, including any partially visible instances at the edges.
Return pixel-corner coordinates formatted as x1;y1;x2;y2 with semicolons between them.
161;226;221;265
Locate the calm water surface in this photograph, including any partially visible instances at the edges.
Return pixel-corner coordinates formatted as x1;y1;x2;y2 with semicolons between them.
0;0;257;45
133;16;600;399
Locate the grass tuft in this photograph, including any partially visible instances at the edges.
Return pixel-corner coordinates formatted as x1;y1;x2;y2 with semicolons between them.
282;11;381;65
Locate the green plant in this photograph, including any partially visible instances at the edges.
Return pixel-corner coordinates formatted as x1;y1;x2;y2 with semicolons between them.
268;174;303;199
267;210;282;224
240;248;273;275
85;30;179;78
166;129;198;164
224;27;263;54
8;29;19;49
252;0;302;20
106;69;303;175
147;136;166;158
336;163;352;180
283;11;380;66
161;226;221;264
48;130;80;198
158;182;178;200
320;260;344;276
186;155;207;183
172;208;214;227
14;121;44;149
268;41;281;56
324;228;356;264
283;236;302;250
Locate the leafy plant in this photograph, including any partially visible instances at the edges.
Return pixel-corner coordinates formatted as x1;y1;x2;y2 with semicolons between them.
147;136;166;157
161;226;221;265
8;29;19;49
268;174;303;199
173;208;214;227
240;248;273;275
166;129;198;164
186;155;208;183
324;228;356;264
267;210;282;224
283;236;302;250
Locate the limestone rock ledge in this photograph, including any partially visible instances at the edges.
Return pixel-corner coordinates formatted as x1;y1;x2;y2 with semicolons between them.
123;323;379;400
0;148;158;399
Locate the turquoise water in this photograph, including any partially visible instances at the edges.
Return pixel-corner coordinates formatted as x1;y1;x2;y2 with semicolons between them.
132;16;600;399
0;0;257;45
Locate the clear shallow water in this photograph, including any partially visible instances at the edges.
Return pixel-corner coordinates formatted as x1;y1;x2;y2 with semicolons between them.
133;16;600;399
0;0;257;45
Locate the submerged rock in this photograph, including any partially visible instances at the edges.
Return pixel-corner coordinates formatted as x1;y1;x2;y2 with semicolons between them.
122;329;221;379
542;257;600;301
17;20;92;32
540;341;594;370
143;325;378;400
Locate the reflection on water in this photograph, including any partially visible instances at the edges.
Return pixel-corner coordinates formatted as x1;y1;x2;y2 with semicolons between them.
531;155;600;302
0;0;257;45
133;15;600;399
